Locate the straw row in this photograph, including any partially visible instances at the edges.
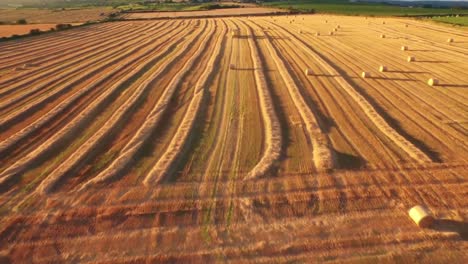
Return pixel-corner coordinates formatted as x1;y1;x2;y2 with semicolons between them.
0;24;194;188
263;32;335;172
0;24;186;157
244;24;282;180
285;28;432;164
78;21;215;190
144;23;226;185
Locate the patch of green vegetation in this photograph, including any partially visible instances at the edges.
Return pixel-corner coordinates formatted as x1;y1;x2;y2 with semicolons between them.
263;0;468;16
117;2;241;12
432;16;468;26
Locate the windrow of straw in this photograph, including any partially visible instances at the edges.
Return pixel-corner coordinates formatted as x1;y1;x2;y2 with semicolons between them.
0;22;155;87
0;23;187;158
243;24;282;180
79;22;216;190
144;23;226;185
281;26;432;164
0;32;168;128
0;23;195;188
0;22;173;113
0;21;169;100
263;30;335;172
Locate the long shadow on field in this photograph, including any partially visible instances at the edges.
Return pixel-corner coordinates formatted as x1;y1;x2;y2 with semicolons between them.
295;41;443;163
162;32;228;184
334;151;366;170
440;84;468;88
364;76;416;82
416;60;450;64
388;70;428;74
431;219;468;241
0;175;21;194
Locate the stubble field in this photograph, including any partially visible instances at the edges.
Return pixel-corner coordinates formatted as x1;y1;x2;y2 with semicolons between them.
0;14;467;263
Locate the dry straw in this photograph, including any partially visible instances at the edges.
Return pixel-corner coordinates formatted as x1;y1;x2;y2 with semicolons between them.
281;30;432;163
244;25;282;180
145;26;226;185
264;31;335;172
66;22;213;192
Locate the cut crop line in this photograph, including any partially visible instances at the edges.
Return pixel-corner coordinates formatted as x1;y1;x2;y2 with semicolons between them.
260;26;335;172
0;22;138;72
0;21;168;99
0;24;195;188
0;22;172;114
76;20;214;190
0;24;189;158
241;21;282;180
146;23;227;184
35;22;211;194
272;23;433;164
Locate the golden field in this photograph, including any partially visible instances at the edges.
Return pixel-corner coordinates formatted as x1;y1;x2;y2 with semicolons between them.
0;14;467;262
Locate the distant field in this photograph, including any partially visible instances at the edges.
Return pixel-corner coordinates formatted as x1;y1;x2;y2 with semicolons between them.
0;7;113;24
432;16;468;26
121;7;286;19
264;0;468;16
0;24;56;37
118;2;242;12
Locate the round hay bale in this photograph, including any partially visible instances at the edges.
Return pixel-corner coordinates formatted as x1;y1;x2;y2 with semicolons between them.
382;21;386;25
447;38;454;43
379;66;387;72
427;78;439;86
405;24;409;28
407;56;415;62
329;31;334;36
333;28;338;32
336;25;340;29
315;32;320;36
230;64;235;70
401;45;408;51
408;205;434;228
305;68;313;76
361;72;370;78
380;34;386;38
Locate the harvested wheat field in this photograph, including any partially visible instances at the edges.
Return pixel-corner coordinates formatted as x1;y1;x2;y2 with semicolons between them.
0;8;113;24
0;24;59;38
121;7;286;19
0;15;467;263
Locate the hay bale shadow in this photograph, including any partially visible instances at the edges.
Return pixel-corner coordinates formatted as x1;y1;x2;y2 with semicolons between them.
431;219;468;241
